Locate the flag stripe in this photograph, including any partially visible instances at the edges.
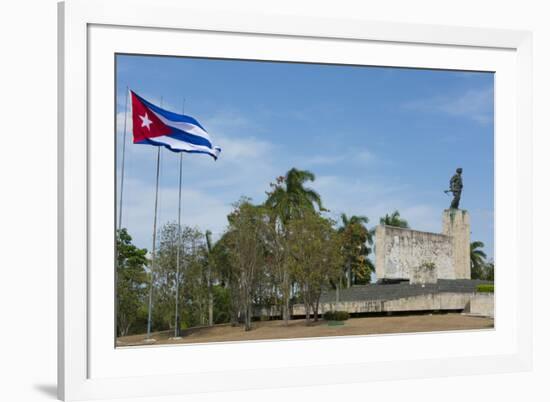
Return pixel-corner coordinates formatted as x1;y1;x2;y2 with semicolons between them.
130;90;221;160
149;111;213;148
134;92;207;131
138;136;221;159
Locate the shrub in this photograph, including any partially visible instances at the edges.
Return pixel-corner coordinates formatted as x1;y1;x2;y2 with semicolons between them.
476;284;494;293
420;262;436;270
323;311;350;321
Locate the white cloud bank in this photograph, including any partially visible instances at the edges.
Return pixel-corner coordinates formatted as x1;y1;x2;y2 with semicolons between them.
403;87;494;125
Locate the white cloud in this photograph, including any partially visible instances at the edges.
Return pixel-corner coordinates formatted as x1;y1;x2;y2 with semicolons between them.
313;174;442;232
120;177;232;249
214;133;273;161
403;87;493;125
302;148;376;167
204;110;257;132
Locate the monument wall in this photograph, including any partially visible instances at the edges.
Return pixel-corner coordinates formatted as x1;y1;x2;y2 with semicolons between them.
375;225;453;280
375;209;471;281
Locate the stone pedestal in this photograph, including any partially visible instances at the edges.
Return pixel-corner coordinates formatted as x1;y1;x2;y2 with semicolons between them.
442;209;471;279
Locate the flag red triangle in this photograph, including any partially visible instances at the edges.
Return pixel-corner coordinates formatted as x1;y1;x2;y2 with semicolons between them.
131;92;171;143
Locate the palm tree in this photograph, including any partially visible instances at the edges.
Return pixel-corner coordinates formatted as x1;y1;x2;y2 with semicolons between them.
339;213;374;288
470;241;487;279
265;168;324;223
379;210;409;228
265;168;323;324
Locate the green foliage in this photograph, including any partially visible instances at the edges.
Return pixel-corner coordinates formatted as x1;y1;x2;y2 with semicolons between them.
470;241;488;279
212;285;232;324
323;311;350;321
145;223;211;332
116;228;149;336
287;211;344;323
118;167;445;337
225;198;271;330
483;261;494;281
264;168;326;324
265;168;324;223
379;210;409;228
339;213;374;286
420;261;436;270
476;284;494;293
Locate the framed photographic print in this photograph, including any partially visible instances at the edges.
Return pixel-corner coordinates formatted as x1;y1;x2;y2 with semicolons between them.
58;0;533;400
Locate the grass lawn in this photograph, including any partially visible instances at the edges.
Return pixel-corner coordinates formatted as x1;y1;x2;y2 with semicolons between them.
117;313;494;347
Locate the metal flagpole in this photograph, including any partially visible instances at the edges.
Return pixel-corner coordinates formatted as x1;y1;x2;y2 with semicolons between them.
116;86;129;337
174;152;183;337
146;146;161;339
146;96;163;339
174;98;185;338
117;86;130;231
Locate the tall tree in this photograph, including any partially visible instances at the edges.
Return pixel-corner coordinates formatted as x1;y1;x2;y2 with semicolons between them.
116;229;148;336
470;241;487;279
339;213;374;287
287;212;343;323
210;232;240;325
226;198;269;331
265;168;324;323
265;168;324;222
154;223;179;331
263;212;291;324
154;223;208;331
379;210;409;228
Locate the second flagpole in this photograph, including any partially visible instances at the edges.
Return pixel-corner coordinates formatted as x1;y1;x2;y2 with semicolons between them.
174;152;183;337
146;146;161;339
145;96;163;340
174;99;185;338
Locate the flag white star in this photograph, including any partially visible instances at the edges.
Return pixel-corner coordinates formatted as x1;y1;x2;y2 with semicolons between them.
139;112;153;130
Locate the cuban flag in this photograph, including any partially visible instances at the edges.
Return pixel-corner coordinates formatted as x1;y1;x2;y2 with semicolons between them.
131;90;221;160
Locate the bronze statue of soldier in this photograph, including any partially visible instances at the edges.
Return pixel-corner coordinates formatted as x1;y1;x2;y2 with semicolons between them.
446;168;463;209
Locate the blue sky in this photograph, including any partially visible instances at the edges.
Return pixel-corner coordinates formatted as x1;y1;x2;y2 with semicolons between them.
116;54;494;260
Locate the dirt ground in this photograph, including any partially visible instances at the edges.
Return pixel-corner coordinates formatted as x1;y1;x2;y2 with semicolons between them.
117;313;494;347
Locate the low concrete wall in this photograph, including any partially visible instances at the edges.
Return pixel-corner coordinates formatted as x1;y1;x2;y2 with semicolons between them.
468;293;494;318
292;292;476;316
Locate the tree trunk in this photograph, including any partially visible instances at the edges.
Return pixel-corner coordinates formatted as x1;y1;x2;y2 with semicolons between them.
244;302;252;331
207;266;213;326
208;291;214;326
228;278;239;326
285;287;291;323
303;290;310;324
313;293;321;322
282;270;290;325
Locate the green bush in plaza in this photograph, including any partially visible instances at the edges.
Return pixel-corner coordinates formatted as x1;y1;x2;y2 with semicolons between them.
323;311;350;321
476;284;494;293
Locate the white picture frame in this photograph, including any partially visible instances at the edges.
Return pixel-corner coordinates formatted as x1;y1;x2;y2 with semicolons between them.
58;0;533;400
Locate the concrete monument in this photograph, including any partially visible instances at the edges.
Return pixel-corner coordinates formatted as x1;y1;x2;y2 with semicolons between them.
375;169;471;282
375;209;471;281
